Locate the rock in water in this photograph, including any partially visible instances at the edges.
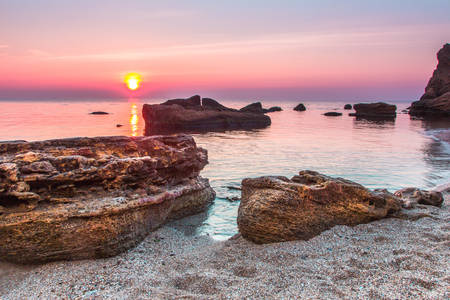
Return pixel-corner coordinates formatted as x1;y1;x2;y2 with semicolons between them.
0;135;215;263
350;102;396;119
143;96;271;134
344;104;352;110
394;187;444;208
90;111;109;115
410;44;450;117
323;112;342;116
237;170;401;244
264;106;282;113
240;102;265;114
293;103;306;111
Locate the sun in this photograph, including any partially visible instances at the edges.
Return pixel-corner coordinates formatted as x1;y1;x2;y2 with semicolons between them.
124;73;141;90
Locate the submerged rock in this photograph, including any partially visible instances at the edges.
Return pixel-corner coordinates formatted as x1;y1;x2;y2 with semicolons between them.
323;112;342;116
0;135;215;263
350;102;396;119
410;44;450;117
263;106;283;113
90;111;109;115
394;187;444;208
237;170;401;244
344;104;352;110
143;96;271;134
293;103;306;111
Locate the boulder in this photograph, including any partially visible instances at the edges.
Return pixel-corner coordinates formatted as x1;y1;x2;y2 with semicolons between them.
394;187;444;208
90;111;109;115
410;44;450;117
237;170;401;244
344;104;352;110
263;106;283;113
0;135;215;263
239;102;264;114
143;96;271;134
323;112;342;116
161;95;201;108
293;103;306;111
350;102;396;119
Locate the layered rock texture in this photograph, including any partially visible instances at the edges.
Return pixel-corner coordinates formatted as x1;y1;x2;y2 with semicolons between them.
143;96;271;135
237;170;402;244
350;102;397;119
410;44;450;117
394;187;444;208
0;135;215;263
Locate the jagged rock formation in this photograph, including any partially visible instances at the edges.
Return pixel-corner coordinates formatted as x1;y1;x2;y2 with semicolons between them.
237;170;401;244
143;96;271;135
0;135;215;263
410;44;450;117
350;102;396;119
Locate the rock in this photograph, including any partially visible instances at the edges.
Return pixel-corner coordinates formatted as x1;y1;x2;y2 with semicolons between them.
410;44;450;117
90;111;109;115
351;102;396;119
0;135;215;263
237;170;401;244
323;112;342;116
226;196;240;202
344;104;352;110
202;98;236;111
161;95;201;108
394;187;444;208
263;106;283;113
240;102;264;114
143;96;271;134
116;124;123;127
293;103;306;111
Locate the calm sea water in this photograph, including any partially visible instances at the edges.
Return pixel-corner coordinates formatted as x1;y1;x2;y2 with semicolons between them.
1;99;449;240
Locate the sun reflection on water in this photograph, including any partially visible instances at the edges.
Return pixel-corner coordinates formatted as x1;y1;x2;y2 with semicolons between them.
130;103;139;136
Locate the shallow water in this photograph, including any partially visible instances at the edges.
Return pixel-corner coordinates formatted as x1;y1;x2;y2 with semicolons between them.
1;99;449;240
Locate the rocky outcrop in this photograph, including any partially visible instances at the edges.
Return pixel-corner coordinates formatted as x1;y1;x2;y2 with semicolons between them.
0;135;215;263
143;96;271;135
324;112;342;116
410;44;450;117
394;187;444;208
237;170;401;244
344;104;352;110
293;103;306;111
350;102;396;119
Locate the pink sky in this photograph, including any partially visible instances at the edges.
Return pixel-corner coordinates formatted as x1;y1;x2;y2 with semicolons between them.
0;1;449;101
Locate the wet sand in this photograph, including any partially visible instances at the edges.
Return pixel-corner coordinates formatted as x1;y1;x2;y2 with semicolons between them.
0;196;448;299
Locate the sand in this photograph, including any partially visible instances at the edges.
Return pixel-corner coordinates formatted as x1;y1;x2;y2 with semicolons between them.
0;197;448;299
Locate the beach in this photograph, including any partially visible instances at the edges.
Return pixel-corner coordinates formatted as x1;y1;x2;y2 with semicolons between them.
1;193;448;299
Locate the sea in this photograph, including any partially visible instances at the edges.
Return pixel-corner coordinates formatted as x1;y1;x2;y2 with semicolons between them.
1;99;449;240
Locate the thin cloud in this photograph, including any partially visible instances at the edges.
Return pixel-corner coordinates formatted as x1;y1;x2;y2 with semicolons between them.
48;25;439;62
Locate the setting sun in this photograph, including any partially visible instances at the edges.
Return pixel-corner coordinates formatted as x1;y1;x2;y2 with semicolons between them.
124;73;141;90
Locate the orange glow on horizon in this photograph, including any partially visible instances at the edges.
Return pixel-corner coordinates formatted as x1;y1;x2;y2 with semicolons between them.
124;73;141;91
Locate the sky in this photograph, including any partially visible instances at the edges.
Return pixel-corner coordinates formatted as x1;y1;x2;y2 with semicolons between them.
0;0;449;101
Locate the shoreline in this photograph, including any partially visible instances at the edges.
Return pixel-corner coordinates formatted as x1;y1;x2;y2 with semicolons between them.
1;194;448;299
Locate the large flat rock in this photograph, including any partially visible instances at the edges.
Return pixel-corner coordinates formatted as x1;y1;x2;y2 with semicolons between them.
0;135;215;263
143;96;271;135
